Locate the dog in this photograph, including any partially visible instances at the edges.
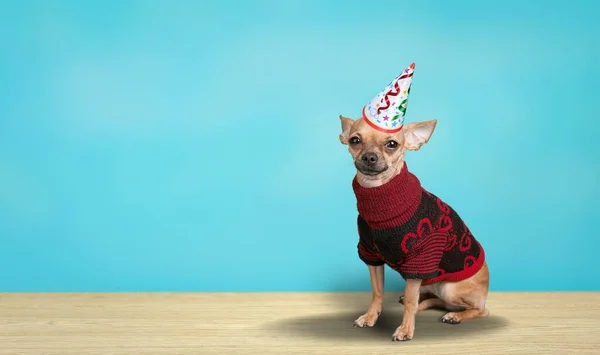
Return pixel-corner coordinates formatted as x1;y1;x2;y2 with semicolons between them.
338;114;490;341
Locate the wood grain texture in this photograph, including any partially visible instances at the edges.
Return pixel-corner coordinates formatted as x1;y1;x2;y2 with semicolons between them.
0;292;598;354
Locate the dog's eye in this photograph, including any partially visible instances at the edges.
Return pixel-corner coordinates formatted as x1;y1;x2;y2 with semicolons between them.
385;140;398;149
349;137;361;145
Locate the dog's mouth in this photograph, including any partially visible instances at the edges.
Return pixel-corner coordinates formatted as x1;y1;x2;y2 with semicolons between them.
354;162;389;176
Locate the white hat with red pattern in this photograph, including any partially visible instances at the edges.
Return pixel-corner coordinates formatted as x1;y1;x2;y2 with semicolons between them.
362;62;416;133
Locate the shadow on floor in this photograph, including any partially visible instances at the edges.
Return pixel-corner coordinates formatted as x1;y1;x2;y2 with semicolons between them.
266;293;509;342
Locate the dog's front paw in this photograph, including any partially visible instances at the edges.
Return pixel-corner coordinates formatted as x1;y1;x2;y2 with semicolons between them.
391;324;414;342
353;310;381;328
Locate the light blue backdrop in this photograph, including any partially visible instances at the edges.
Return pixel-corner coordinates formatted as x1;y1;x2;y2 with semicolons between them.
1;0;599;292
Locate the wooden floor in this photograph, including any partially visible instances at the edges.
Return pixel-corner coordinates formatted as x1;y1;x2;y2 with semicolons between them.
0;292;598;354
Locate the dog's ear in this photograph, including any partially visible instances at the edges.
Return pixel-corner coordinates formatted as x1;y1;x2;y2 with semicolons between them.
339;115;355;145
403;119;437;151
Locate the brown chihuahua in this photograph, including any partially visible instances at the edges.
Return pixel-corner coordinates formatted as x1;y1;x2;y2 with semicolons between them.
338;115;490;342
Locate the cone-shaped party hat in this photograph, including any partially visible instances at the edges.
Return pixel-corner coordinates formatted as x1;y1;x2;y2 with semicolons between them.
362;62;415;133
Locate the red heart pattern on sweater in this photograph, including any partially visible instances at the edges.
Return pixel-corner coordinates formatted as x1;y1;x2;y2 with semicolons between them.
459;230;472;252
401;232;418;253
445;233;457;251
436;198;451;215
464;255;476;269
417;218;433;237
438;215;453;232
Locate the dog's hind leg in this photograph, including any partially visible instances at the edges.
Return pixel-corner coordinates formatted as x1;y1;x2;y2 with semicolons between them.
438;262;490;324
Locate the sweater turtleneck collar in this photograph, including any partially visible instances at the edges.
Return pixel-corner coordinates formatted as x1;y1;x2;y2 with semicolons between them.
352;163;423;230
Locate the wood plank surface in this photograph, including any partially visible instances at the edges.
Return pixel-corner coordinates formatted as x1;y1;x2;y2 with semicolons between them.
0;292;598;354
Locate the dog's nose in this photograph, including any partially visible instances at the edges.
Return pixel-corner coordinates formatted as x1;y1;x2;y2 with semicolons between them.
361;152;378;165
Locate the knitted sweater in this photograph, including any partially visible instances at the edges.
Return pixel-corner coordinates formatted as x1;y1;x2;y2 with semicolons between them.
353;164;485;285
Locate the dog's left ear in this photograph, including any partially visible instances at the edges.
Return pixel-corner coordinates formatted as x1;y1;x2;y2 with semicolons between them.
403;119;437;151
339;115;355;145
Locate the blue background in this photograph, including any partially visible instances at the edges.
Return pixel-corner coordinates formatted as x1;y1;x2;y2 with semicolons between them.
1;0;599;292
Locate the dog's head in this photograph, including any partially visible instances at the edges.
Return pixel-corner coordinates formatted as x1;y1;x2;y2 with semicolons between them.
339;115;437;186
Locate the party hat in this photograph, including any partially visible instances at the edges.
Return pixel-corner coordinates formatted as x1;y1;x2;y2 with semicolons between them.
362;62;416;133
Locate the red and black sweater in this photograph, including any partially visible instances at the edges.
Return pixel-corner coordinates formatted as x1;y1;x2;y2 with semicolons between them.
353;164;485;285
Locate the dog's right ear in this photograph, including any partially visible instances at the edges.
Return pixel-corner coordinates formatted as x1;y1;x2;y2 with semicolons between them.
339;115;354;145
403;119;437;151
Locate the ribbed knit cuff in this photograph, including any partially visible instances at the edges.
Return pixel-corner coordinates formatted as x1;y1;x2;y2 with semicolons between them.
398;270;439;280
